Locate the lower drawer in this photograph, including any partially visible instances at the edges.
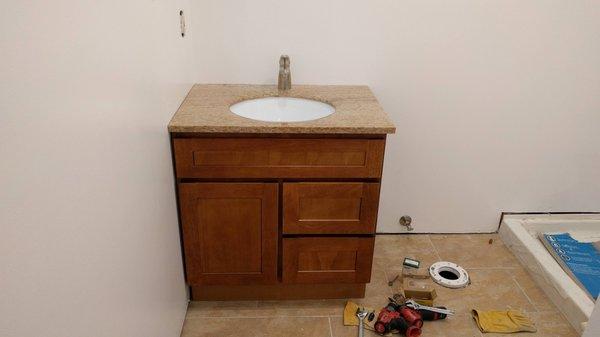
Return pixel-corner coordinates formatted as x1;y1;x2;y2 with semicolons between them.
282;237;374;284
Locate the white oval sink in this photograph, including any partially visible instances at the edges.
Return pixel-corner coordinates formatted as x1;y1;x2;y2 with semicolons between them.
230;97;335;122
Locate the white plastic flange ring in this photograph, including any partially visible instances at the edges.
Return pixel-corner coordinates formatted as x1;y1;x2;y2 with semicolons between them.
429;261;469;289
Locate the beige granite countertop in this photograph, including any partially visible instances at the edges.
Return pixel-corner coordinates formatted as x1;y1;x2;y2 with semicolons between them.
168;84;396;134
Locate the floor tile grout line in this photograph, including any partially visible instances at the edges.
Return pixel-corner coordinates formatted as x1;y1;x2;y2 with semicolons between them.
466;267;521;270
384;268;397;297
427;235;442;260
382;268;390;292
511;276;539;312
185;315;336;319
327;316;334;337
384;266;522;273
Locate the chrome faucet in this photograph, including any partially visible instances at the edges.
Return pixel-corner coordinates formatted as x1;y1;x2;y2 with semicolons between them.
278;55;291;91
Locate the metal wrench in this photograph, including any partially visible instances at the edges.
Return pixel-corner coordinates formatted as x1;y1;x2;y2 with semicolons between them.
405;299;455;316
356;308;368;337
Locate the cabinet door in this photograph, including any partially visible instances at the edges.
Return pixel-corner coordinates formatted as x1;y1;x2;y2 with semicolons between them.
283;183;380;234
178;183;278;285
282;237;374;284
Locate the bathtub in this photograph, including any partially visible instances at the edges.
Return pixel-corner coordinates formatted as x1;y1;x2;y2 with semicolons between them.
499;214;600;334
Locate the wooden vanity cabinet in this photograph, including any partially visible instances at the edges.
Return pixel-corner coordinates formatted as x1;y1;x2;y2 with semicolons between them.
172;135;386;300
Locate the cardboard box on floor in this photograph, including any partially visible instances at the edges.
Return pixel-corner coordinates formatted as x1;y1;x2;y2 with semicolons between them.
403;277;437;307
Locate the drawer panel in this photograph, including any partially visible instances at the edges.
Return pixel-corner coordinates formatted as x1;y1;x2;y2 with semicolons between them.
282;237;374;284
173;138;385;178
283;183;380;234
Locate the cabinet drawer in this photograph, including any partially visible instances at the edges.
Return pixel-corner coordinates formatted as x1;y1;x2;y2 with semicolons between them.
173;138;385;178
283;183;380;234
282;237;374;284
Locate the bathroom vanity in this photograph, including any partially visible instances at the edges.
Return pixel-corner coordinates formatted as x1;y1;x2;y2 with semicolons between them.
168;84;395;300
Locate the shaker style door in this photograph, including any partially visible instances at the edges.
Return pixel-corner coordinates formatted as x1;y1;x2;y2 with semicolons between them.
178;183;278;285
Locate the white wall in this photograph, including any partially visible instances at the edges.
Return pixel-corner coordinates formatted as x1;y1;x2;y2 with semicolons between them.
0;1;192;337
190;0;600;232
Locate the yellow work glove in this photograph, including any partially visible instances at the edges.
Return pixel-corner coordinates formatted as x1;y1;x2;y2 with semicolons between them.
343;301;376;329
343;301;359;326
471;309;537;333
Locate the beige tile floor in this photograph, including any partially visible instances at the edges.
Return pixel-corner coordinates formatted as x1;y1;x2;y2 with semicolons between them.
181;234;578;337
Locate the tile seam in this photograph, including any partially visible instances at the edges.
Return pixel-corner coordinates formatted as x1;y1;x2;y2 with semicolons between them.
381;268;392;295
466;267;521;270
184;315;335;319
427;235;443;260
511;275;538;312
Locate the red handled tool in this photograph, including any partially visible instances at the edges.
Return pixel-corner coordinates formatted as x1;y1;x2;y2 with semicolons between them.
374;303;421;337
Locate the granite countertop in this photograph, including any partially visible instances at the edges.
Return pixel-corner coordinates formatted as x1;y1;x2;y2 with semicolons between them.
168;84;396;134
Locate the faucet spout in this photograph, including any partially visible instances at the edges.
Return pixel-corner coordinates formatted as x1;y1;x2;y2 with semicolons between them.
278;55;291;91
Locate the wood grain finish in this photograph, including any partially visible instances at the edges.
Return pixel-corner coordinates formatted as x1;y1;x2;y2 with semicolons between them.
178;183;278;285
173;138;385;178
171;133;387;299
283;183;380;234
282;237;374;284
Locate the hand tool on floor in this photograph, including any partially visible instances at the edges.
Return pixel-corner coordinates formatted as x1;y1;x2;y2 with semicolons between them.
345;301;375;327
405;299;455;316
374;301;422;337
417;307;449;321
398;306;423;328
356;308;368;337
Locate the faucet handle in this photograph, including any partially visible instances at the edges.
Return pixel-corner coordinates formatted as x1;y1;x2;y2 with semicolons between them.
279;55;290;68
278;55;291;91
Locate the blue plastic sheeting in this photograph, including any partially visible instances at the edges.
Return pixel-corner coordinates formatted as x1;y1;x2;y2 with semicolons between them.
542;233;600;300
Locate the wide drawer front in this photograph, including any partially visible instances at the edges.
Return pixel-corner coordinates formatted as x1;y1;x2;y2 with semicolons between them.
282;237;374;284
283;182;380;234
173;138;385;178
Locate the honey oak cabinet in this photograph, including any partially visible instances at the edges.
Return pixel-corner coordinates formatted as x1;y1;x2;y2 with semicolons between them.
171;135;387;300
178;183;278;285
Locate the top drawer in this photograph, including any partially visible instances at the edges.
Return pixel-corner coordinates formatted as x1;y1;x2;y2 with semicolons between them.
173;138;385;179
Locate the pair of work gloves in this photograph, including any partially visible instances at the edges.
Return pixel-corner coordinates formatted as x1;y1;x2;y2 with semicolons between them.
472;309;537;333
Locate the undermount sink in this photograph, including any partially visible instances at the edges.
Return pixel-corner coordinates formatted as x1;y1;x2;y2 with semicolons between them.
230;97;335;123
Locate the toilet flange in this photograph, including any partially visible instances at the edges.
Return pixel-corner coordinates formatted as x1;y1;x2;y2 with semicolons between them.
429;261;469;289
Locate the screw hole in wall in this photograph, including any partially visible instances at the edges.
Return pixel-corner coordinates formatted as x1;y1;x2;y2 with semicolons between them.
179;10;186;37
